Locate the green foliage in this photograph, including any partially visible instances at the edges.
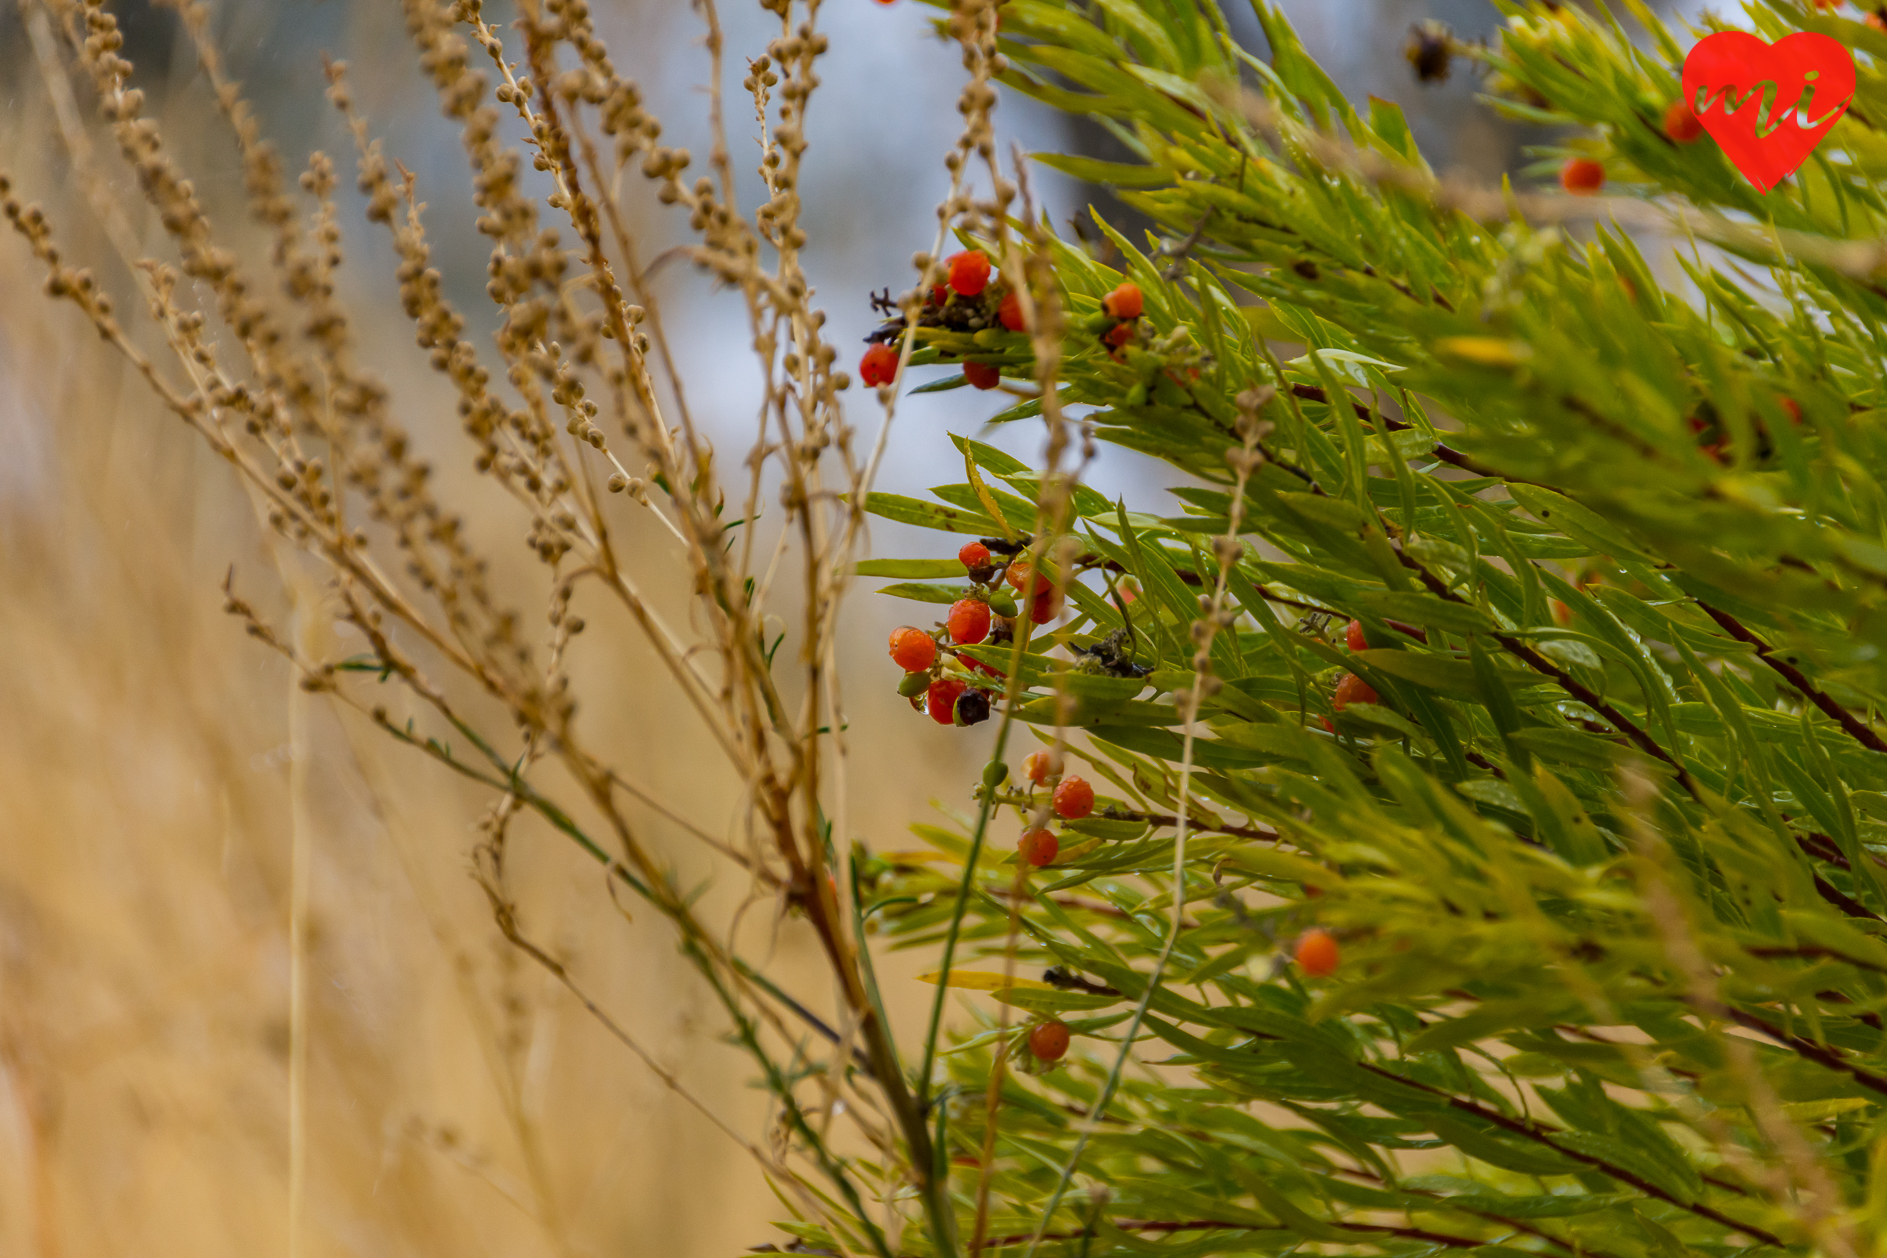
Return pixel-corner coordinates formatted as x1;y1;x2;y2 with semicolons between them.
865;1;1887;1254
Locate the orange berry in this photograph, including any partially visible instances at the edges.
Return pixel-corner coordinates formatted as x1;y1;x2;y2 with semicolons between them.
1006;559;1049;596
1116;581;1137;605
946;249;992;297
1295;928;1340;977
926;678;967;725
1663;100;1704;144
1102;282;1143;319
1022;751;1058;784
1028;1019;1070;1062
947;598;991;645
1018;828;1059;867
1560;158;1605;195
859;343;898;386
959;541;992;571
1552;599;1573;627
889;626;937;673
1030;587;1061;625
1052;775;1094;820
1344;620;1369;652
1103;321;1134;351
1333;672;1379;712
1782;397;1804;425
964;361;1001;391
997;289;1025;332
1871;12;1886;32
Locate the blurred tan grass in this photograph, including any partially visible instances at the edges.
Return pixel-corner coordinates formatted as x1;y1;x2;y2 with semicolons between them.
0;9;967;1254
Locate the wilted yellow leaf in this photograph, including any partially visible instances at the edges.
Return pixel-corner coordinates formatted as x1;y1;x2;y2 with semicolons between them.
1433;336;1533;367
915;970;1058;991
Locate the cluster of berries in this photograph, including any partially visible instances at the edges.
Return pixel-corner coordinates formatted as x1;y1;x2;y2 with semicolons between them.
858;249;1028;392
1013;750;1094;869
1558;98;1709;197
888;621;990;727
1809;0;1886;24
1096;282;1143;358
1687;395;1802;465
1319;619;1384;732
886;537;1066;727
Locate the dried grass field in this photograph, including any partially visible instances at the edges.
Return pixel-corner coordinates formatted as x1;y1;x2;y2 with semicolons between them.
0;5;975;1253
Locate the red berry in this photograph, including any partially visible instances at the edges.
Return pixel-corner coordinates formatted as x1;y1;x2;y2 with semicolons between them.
1663;101;1704;144
889;626;937;673
1295;928;1340;977
946;249;992;297
1116;581;1137;605
1028;1019;1070;1062
1022;750;1058;784
1344;620;1369;652
1030;588;1061;625
1103;321;1134;351
1782;397;1803;425
1333;672;1379;712
997;289;1025;331
926;678;968;725
930;284;948;307
959;541;992;570
1006;560;1049;596
860;343;899;386
1018;828;1059;867
1320;716;1335;734
1052;775;1094;820
947;598;992;645
960;653;1004;678
964;361;1001;391
1102;282;1143;320
1560;158;1605;195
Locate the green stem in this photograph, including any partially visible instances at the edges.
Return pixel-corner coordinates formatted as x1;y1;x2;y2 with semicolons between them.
377;713;894;1255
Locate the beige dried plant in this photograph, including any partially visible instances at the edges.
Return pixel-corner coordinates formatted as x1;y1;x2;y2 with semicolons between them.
2;0;1042;1253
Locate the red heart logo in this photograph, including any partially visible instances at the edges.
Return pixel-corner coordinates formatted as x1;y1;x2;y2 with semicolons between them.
1681;32;1854;193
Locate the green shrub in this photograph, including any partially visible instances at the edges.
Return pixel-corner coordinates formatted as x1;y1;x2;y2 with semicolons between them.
865;2;1887;1255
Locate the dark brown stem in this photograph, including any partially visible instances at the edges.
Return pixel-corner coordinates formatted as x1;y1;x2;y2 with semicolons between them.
1287;383;1519;482
1391;551;1701;796
978;1218;1496;1250
1352;1061;1786;1247
1695;601;1887;756
1119;808;1280;842
1726;1006;1887;1099
1338;1164;1631;1258
1746;944;1887;976
1792;835;1885;921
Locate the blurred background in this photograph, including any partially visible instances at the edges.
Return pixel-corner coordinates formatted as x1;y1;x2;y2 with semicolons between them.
0;1;1705;1254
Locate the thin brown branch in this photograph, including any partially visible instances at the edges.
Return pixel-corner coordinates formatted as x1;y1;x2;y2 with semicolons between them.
979;1218;1508;1250
1696;602;1887;756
